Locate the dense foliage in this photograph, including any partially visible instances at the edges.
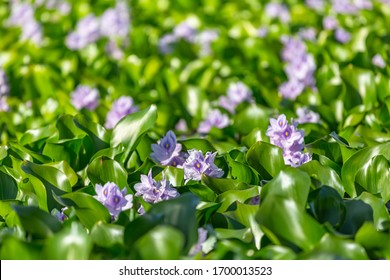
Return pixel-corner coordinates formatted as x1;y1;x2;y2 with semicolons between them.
0;0;390;260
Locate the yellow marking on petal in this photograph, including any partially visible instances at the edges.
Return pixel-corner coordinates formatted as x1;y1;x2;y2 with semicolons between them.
285;131;289;137
165;143;170;149
114;197;119;203
196;163;201;169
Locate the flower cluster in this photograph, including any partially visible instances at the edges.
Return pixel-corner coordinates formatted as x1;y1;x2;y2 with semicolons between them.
183;149;224;183
372;54;386;68
198;109;229;134
331;0;372;15
105;96;139;129
219;82;253;114
266;114;311;167
71;85;99;111
35;0;71;15
7;2;43;45
159;19;218;56
94;182;133;220
134;170;179;205
151;130;187;167
264;3;290;23
0;68;9;112
296;107;321;124
66;1;130;53
279;36;316;100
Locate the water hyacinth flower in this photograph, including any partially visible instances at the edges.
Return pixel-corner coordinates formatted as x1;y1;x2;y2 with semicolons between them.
106;40;125;60
134;169;179;204
266;114;311;167
189;228;208;256
0;69;9;97
71;85;99;111
296;107;321;124
173;20;198;43
219;82;253;113
100;1;130;40
8;2;43;45
335;28;351;44
323;16;338;31
264;3;291;23
183;149;224;183
105;96;138;129
150;130;186;167
66;14;101;50
158;34;177;54
51;207;68;222
257;27;268;38
198;109;229;134
35;0;71;15
305;0;326;10
94;182;133;220
372;54;386;68
0;97;9;112
196;29;218;56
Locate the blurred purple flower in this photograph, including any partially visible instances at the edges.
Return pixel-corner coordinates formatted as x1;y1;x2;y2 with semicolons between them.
173;20;197;42
105;96;138;129
100;1;130;40
134;169;179;204
279;79;305;100
183;149;224;183
265;3;290;23
71;85;99;111
323;16;338;30
150;130;186;167
8;3;43;45
335;28;351;44
196;29;218;56
189;228;208;256
0;97;9;112
35;0;71;15
66;14;101;50
257;27;268;38
281;37;307;62
94;182;133;220
51;207;68;222
219;82;252;113
372;54;386;68
0;69;10;97
198;109;229;134
266;114;310;167
106;40;124;60
158;34;177;54
298;28;316;42
175;119;188;132
305;0;325;10
296;107;320;124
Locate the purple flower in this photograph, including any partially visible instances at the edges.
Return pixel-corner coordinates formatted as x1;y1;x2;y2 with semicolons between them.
305;0;325;10
134;169;179;204
279;79;305;100
257;27;268;38
8;3;43;45
71;85;99;110
173;20;197;42
266;114;310;167
175;119;188;132
189;228;208;256
196;30;218;56
94;182;133;220
105;96;138;129
158;34;177;54
51;207;68;222
372;54;386;68
198;109;229;134
66;14;101;50
0;97;9;112
227;82;253;105
150;130;186;167
335;28;351;44
298;28;317;42
323;16;338;31
281;36;307;63
331;0;360;14
106;40;124;60
183;149;224;183
265;3;291;23
100;2;130;40
0;69;9;97
296;107;320;124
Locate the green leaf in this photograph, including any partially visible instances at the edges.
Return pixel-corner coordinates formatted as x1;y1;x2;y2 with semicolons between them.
61;192;111;229
74;114;110;152
91;222;124;248
111;105;157;166
358;192;390;231
308;186;346;228
216;186;260;212
339;199;373;236
226;154;259;185
233;104;271;135
257;196;326;251
181;138;216;153
132;225;184;260
355;223;390;260
0;170;18;200
87;156;128;188
43;222;93;260
0;237;41;260
257;246;296;260
261;168;311;211
298;160;345;196
201;175;249;195
341;142;390;197
300;233;368;260
12;205;62;239
246;141;285;180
